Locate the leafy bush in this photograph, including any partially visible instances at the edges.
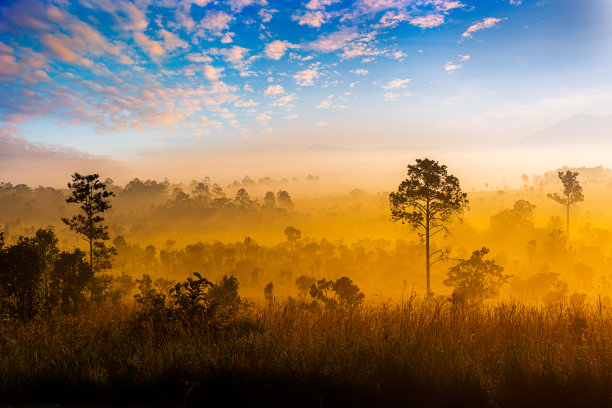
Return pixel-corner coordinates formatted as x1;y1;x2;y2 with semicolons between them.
309;277;364;309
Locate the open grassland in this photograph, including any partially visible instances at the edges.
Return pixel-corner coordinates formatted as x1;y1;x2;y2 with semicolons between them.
2;298;612;407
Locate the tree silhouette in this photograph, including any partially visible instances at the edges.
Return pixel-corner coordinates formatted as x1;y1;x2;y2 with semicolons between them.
308;276;364;309
547;170;583;239
284;226;301;274
444;247;510;304
389;158;469;294
62;173;115;277
277;190;294;210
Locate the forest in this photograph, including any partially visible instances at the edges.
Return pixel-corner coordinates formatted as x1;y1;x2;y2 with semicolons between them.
2;160;612;407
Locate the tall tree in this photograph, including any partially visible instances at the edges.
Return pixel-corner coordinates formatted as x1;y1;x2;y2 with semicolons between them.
389;158;469;294
62;173;115;276
547;170;583;239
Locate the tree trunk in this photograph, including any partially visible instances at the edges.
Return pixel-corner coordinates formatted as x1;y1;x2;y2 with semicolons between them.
89;237;93;277
566;201;570;241
426;217;430;295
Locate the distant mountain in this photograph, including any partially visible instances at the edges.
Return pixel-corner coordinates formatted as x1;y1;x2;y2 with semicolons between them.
519;114;612;145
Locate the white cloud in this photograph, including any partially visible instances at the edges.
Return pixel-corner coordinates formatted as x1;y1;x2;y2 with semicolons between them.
234;99;258;107
259;8;276;23
158;29;188;51
409;14;444;28
444;61;462;72
294;68;320;86
307;28;359;52
203;64;222;81
316;94;347;109
186;53;213;63
133;32;164;58
350;69;369;75
264;40;295;60
458;54;470;61
284;113;299;120
384;91;410;101
382;78;412;90
212;46;250;69
306;0;340;10
273;93;297;106
315;121;327;126
461;17;506;39
264;84;284;95
391;50;406;60
340;42;385;60
292;11;329;27
316;94;334;109
228;0;260;12
199;11;233;36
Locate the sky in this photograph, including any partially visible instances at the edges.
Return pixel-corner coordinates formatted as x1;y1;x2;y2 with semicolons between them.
1;0;611;189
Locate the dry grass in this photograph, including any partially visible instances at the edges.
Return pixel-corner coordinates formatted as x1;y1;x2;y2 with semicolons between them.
1;297;612;407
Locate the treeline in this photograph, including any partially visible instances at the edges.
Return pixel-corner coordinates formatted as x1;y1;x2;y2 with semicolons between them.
0;177;299;242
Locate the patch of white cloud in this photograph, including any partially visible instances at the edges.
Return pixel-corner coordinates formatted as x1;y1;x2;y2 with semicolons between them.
461;17;506;40
264;84;285;95
294;68;320;86
264;40;296;60
292;10;329;27
382;78;412;90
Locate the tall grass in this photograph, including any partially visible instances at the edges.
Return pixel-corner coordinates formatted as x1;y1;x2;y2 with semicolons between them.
1;297;611;407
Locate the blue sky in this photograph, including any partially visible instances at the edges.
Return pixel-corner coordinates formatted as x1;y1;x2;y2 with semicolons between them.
0;0;611;186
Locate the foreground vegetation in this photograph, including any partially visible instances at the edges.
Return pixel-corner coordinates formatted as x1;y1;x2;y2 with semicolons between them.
1;295;611;407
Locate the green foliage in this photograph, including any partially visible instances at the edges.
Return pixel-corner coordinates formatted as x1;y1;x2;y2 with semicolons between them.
444;248;511;304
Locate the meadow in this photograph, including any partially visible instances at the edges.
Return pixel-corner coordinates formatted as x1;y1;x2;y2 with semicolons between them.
1;296;611;407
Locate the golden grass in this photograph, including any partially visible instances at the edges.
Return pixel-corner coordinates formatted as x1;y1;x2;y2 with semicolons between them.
1;298;612;407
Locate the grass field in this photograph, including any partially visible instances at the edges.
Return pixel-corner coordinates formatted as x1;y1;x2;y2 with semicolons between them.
1;296;611;407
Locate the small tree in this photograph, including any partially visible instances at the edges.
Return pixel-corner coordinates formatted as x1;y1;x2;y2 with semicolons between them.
264;282;274;304
277;190;294;209
309;277;364;309
263;191;276;209
444;247;511;304
285;226;301;274
390;158;469;294
547;170;583;239
51;248;91;312
62;173;115;276
295;275;316;298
